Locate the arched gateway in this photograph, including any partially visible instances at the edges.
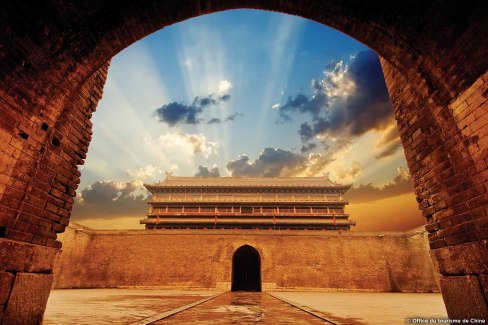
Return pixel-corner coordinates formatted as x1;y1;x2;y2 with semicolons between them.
232;245;262;292
0;1;487;322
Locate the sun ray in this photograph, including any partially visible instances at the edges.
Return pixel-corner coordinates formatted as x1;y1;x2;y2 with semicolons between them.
254;14;305;151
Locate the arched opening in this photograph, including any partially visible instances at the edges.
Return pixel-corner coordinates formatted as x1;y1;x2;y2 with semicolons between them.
232;245;261;292
0;2;487;322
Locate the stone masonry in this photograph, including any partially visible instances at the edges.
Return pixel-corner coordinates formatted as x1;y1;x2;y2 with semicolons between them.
0;1;487;322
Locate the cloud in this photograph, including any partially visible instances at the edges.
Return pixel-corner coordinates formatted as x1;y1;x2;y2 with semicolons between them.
334;161;362;181
157;132;219;158
224;145;344;179
226;148;308;177
195;165;221;177
72;180;148;220
301;52;393;140
127;164;159;181
300;142;317;154
345;167;415;203
154;80;232;126
274;59;353;124
207;118;221;124
275;93;324;123
274;50;394;149
126;163;178;183
301;152;335;177
225;113;243;122
207;113;243;124
374;123;402;159
193;93;231;108
154;102;203;126
218;80;233;95
375;138;402;159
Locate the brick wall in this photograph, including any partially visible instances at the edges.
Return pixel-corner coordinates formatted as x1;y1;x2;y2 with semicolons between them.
52;224;439;293
0;64;108;322
0;0;487;321
381;60;488;318
0;63;108;247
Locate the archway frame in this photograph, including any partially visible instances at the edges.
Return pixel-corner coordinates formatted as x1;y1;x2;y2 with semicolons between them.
232;244;262;292
0;1;487;321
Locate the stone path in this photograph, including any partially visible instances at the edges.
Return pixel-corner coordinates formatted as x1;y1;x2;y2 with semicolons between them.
43;289;216;325
152;292;344;324
44;289;448;324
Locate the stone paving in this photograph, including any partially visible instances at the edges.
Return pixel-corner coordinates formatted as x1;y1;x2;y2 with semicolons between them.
154;292;332;324
43;289;216;325
272;291;448;325
44;289;448;324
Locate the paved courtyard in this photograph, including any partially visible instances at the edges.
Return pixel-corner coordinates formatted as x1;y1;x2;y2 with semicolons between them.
44;289;447;324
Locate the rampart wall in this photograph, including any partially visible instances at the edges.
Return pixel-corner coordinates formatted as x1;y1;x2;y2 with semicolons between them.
53;223;439;292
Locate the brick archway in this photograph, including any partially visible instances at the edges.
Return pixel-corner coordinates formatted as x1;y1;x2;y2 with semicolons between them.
232;245;262;292
0;1;487;322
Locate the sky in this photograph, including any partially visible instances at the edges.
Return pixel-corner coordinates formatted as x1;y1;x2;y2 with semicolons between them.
71;9;425;231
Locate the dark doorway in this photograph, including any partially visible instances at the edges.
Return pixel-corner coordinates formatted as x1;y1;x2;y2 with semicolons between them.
232;245;261;292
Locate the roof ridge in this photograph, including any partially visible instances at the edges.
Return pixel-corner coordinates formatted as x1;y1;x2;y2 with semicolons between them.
143;176;352;190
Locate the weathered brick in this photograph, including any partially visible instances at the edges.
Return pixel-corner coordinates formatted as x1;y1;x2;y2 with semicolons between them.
0;272;14;305
0;1;486;321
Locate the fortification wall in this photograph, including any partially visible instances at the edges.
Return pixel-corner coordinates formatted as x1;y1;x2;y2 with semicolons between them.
52;223;440;292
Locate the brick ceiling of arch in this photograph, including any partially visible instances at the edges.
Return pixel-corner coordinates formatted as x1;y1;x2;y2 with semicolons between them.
0;1;487;322
1;1;487;106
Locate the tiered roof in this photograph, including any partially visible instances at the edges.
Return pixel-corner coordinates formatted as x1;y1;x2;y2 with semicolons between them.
145;176;351;192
